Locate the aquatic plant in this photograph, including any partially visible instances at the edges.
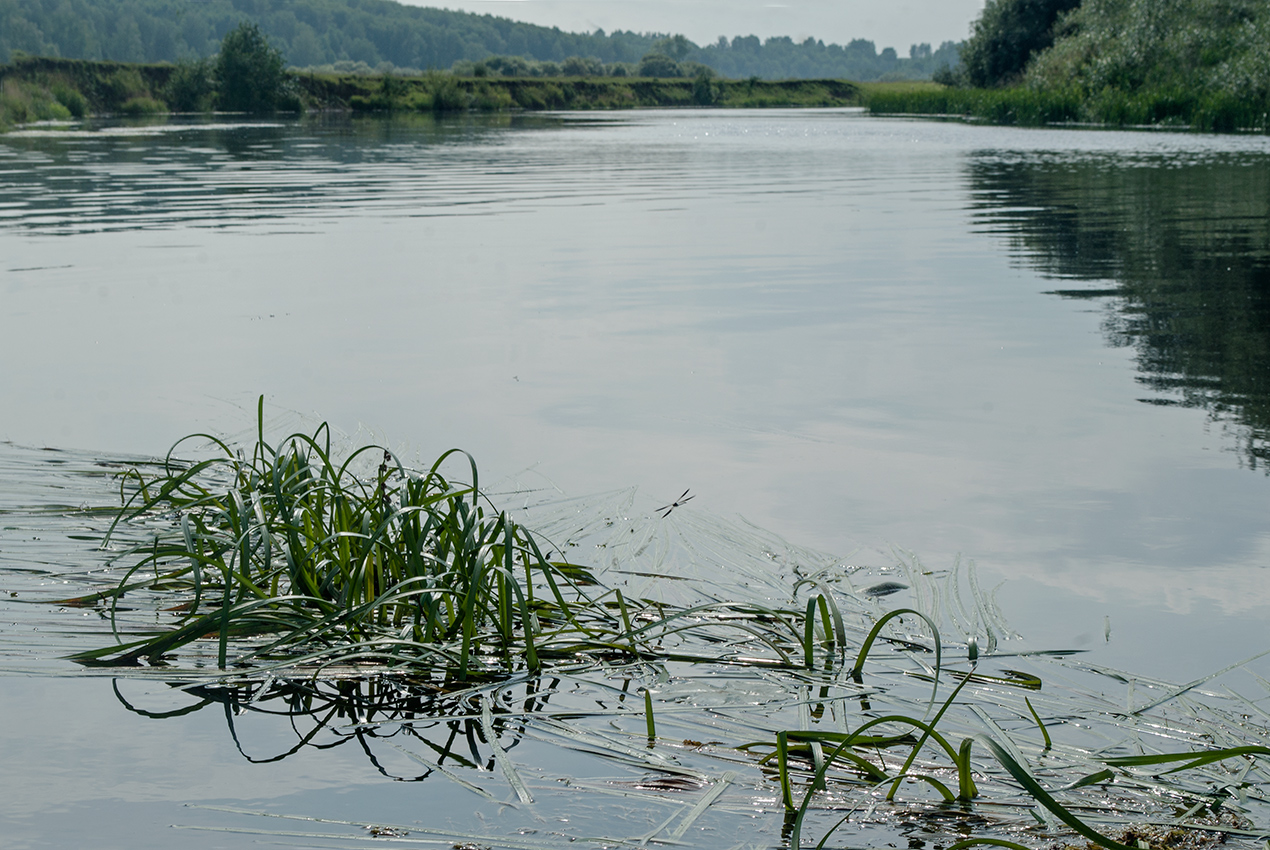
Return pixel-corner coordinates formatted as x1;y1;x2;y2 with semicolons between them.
55;407;1270;850
759;610;1270;850
71;399;831;681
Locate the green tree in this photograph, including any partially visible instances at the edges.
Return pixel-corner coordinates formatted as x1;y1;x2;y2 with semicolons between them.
638;53;683;77
216;21;287;112
960;0;1082;87
164;57;215;112
651;34;694;62
692;68;721;104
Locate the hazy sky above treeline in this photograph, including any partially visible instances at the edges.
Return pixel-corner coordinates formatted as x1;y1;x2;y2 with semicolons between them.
409;0;986;53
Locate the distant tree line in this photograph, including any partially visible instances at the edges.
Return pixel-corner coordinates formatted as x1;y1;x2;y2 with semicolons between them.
698;35;959;82
0;0;960;81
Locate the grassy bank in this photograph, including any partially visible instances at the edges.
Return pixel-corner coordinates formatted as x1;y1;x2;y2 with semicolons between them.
0;56;175;127
308;72;858;112
0;55;860;128
865;81;1268;133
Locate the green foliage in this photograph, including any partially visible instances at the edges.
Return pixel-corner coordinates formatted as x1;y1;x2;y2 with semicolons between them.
0;0;958;83
216;21;288;112
699;35;961;82
559;55;604;76
692;69;722;105
1023;0;1270;128
866;83;1081;125
101;66;149;104
428;73;468;113
119;94;166;114
73;404;835;676
959;0;1082;87
0;77;73;127
637;53;685;78
164;57;214;112
313;73;858;114
651;34;694;62
51;83;87;117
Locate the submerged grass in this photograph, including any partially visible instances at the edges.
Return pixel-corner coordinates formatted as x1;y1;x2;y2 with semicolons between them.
39;407;1270;849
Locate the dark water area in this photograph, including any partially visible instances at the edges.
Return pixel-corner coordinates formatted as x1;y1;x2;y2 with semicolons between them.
4;112;1270;848
971;150;1270;470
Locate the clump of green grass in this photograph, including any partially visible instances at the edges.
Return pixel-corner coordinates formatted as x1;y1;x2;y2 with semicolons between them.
119;95;166;115
72;399;837;680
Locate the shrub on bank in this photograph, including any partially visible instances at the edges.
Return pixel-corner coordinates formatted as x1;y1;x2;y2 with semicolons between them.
164;58;215;112
0;77;73;127
216;22;298;112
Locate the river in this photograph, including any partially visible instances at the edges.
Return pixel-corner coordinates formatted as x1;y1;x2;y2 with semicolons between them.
2;109;1270;848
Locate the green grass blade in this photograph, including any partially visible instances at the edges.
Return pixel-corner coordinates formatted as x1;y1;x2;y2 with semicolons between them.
1103;746;1270;773
978;735;1138;850
1024;696;1052;750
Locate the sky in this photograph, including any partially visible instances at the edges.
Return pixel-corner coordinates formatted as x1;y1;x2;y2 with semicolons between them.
406;0;987;53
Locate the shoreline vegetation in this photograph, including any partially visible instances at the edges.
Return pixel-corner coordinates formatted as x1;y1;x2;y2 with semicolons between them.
878;0;1270;134
0;0;959;84
3;48;1262;136
865;85;1265;134
9;0;1269;135
0;54;863;128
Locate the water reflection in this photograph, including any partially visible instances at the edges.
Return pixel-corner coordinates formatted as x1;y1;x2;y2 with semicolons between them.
111;674;561;777
970;150;1270;470
0;113;581;233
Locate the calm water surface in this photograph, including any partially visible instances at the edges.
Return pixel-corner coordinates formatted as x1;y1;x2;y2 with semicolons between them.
3;110;1270;847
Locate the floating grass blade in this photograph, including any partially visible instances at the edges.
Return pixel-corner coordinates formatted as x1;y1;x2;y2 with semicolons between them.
482;694;532;804
851;607;942;707
1025;696;1051;750
665;771;735;841
803;597;816;669
946;840;1035;850
1103;745;1270;774
885;664;976;802
794;578;846;656
1130;647;1270;714
977;735;1139;850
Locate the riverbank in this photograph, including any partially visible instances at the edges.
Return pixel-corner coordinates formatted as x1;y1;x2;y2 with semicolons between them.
0;56;860;128
867;83;1266;133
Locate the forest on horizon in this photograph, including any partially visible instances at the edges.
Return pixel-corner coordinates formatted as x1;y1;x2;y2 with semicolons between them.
0;0;961;80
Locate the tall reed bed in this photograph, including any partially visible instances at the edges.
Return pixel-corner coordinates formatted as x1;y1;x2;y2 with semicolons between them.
866;85;1082;126
867;84;1269;133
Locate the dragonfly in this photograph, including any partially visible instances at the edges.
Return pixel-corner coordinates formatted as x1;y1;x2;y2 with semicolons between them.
656;489;694;518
